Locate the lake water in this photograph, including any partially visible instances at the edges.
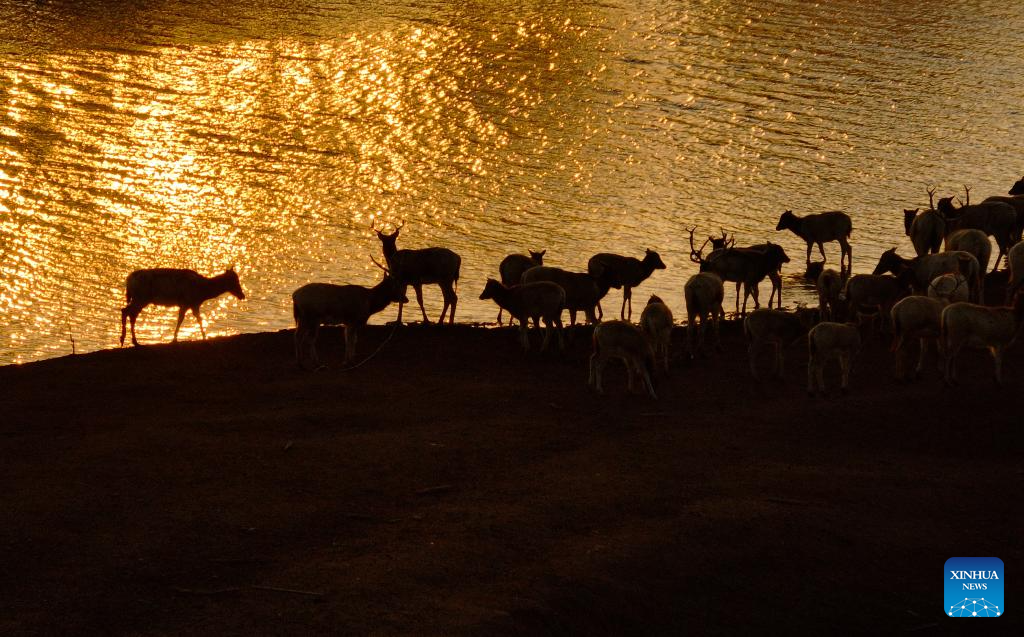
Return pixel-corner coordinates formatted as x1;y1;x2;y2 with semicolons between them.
2;0;1022;363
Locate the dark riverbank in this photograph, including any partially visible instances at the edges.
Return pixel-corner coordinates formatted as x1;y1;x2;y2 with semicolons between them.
2;323;1020;634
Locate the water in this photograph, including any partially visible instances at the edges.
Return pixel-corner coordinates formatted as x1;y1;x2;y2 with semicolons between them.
1;0;1022;364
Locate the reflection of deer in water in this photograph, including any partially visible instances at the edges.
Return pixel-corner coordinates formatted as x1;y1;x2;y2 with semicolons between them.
373;220;461;325
291;258;408;369
120;268;245;347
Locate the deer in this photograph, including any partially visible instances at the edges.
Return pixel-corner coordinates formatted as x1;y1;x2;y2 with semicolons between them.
937;186;1016;271
944;228;991;275
1006;241;1024;304
743;307;819;380
373;220;461;325
872;248;982;303
588;320;657;399
119;268;245;347
521;265;611;326
688;228;789;317
479;278;566;352
775;209;853;275
639;295;673;372
496;250;545;325
816;267;844;321
292;263;408;369
890;294;947;382
903;186;944;256
807;322;861;396
1009;176;1024;196
941;291;1024;386
683;271;724;357
587;249;667;320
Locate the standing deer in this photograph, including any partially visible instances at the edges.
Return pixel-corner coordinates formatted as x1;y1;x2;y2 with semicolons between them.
775;209;853;275
689;228;789;317
587;249;667;320
373;220;461;325
292;266;408;368
496;249;545;325
903;187;944;256
120;268;245;347
937;186;1016;271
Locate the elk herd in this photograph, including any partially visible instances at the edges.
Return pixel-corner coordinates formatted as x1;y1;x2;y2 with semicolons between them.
117;178;1024;396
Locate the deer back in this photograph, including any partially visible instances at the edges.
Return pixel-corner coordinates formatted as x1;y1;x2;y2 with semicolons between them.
388;247;461;285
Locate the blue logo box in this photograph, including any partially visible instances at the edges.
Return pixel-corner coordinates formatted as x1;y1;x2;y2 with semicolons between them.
945;557;1003;617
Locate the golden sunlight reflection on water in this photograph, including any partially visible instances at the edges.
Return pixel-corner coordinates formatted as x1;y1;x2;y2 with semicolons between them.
1;0;1023;363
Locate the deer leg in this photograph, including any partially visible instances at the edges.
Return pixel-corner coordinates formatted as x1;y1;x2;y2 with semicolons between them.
128;307;141;347
620;288;629;321
120;307;130;347
588;352;602;392
806;242;813;268
173;307;187;342
734;282;741;315
396;286;407;324
497;307;504;326
748;342;760;380
596;300;603;320
192;306;206;339
840;353;851;393
817;242;826;263
540;320;553;352
444;284;457;325
413;285;428;323
807;356;816;396
344;325;358;363
992;347;1003;385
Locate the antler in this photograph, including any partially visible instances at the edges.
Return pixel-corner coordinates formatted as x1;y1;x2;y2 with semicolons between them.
688;227;709;264
369;254;391;274
926;185;937;210
721;227;735;248
963;184;971;206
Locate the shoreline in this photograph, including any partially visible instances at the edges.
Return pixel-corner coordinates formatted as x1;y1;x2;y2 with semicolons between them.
2;322;1020;633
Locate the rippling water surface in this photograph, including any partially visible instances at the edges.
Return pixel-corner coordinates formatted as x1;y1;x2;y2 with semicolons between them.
2;0;1023;363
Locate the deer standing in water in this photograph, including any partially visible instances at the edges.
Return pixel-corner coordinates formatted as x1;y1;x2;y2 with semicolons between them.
119;268;245;346
373;220;462;325
775;209;853;275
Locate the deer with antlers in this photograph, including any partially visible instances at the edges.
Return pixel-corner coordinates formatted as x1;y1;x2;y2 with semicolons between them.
292;260;408;368
688;228;790;317
937;185;1016;271
902;186;945;257
372;220;462;325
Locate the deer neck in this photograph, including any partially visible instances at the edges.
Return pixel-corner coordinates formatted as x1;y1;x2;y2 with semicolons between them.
205;273;233;301
368;281;399;314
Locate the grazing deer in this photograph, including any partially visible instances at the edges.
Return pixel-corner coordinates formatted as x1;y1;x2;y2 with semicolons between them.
937;186;1016;271
521;265;611;326
292;267;408;368
119;268;245;347
873;248;982;303
479;278;566;352
689;228;789;317
587;249;667;320
588;320;657;399
373;220;461;325
496;250;545;325
775;209;853;275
